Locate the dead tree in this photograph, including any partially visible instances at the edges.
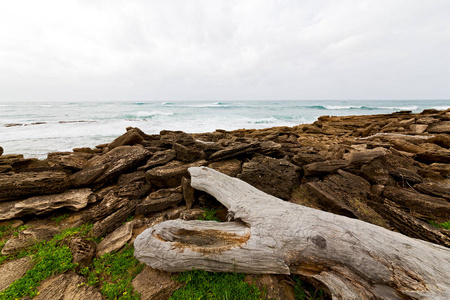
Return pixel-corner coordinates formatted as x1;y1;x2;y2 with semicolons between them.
134;167;450;299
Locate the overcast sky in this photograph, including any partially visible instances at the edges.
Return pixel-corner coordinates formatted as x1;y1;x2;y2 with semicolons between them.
1;0;449;101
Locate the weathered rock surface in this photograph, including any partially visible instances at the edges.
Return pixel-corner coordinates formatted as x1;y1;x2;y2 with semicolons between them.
117;171;151;199
47;152;92;171
69;237;96;268
107;128;144;150
207;159;242;177
69;163;109;188
208;142;259;162
91;200;137;238
303;160;350;177
34;272;102;300
415;150;450;164
131;266;182;300
238;155;299;200
138;149;177;171
145;160;207;188
0;189;95;221
427;121;450;133
136;187;183;215
181;177;195;209
96;221;134;257
0;256;34;291
414;182;450;199
0;171;68;202
2;226;59;255
173;143;205;162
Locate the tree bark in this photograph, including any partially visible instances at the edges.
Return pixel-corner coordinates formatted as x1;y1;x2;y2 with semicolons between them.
134;167;450;300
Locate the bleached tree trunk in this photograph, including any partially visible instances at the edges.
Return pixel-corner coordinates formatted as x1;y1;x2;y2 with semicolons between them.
134;167;450;300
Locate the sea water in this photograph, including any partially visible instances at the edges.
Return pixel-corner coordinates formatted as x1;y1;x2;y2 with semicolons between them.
0;100;448;159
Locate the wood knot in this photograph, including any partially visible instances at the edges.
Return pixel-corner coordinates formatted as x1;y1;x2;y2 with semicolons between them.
311;235;327;249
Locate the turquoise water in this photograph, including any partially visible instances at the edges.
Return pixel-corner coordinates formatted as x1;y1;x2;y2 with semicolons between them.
0;100;448;158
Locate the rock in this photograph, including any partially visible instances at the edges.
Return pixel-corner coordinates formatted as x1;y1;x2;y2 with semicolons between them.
47;152;92;171
416;150;450;164
145;160;207;188
291;152;326;167
303;160;350;177
244;275;295;300
117;171;151;199
0;189;95;221
427;134;450;149
300;170;387;227
0;146;3;156
91;200;137;238
207;159;242;177
81;191;129;223
73;147;95;154
88;145;151;184
179;208;207;220
96;221;134;257
69;237;96;268
107;128;144;150
390;139;424;154
0;171;68;202
427;163;450;177
138;149;177;171
2;226;59;255
69;163;110;188
136;188;183;215
0;164;12;173
237;155;299;200
173;143;205;162
389;167;423;184
34;272;102;300
427;121;450;133
383;186;450;223
0;256;34;291
359;154;417;186
343;147;390;165
160;130;195;147
258;141;284;157
181;177;195;209
131;266;182;300
414;182;450;199
208;142;259;162
409;124;428;134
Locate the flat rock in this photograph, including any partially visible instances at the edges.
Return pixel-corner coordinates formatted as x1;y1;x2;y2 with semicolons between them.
131;266;182;300
138;149;177;171
0;171;68;202
390;139;424;154
303;160;350;177
160;130;195;147
173;143;205;162
107;128;144;150
416;150;450;164
291;152;326;167
0;256;34;291
427;163;450;177
2;226;59;255
409;124;428;134
0;188;95;221
359;154;417;186
117;171;151;199
383;186;450;223
237;155;299;200
208;142;259;162
207;159;242;177
47;152;92;171
343;147;390;165
88;145;151;184
414;182;450;199
145;160;207;188
34;272;102;300
301;170;387;227
136;188;183;215
427;121;450;133
68;163;109;188
96;221;134;257
91;200;137;238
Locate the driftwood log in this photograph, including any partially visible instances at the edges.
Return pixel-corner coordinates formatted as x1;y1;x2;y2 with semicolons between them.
134;167;450;299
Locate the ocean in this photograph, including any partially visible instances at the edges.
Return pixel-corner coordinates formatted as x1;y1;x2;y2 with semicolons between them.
0;100;448;159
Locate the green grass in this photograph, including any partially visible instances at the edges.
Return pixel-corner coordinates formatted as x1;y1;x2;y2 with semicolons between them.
80;245;144;300
197;208;221;222
428;220;450;230
170;270;265;300
51;213;70;225
0;224;92;300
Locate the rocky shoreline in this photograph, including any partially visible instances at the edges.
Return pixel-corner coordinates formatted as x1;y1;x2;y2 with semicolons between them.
0;108;449;299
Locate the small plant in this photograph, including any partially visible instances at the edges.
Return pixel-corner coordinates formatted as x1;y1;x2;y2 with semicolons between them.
428;220;450;230
197;208;220;222
51;213;70;225
170;270;264;300
293;277;328;300
82;245;143;300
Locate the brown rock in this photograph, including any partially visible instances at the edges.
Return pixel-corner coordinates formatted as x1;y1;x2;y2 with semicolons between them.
69;237;96;268
291;153;326;167
0;188;95;221
138;149;177;171
383;186;450;223
132;266;182;300
389;167;423;184
0;171;68;202
427;121;450;133
117;171;151;199
34;272;102;300
390;139;424;154
69;163;110;188
160;130;195;147
208;159;242;177
91;200;137;238
359;154;417;186
96;221;134;257
47;152;93;171
107;128;144;150
208;143;259;162
145;160;207;188
2;226;59;255
136;188;183;215
0;164;12;173
0;256;34;291
88;145;151;184
237;155;299;200
414;182;450;199
258;141;284;157
416;150;450;164
303;160;350;177
173;143;205;162
81;191;129;223
409;124;428;134
181;177;195;209
0;146;2;156
427;134;450;149
427;163;450;177
343;147;390;165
